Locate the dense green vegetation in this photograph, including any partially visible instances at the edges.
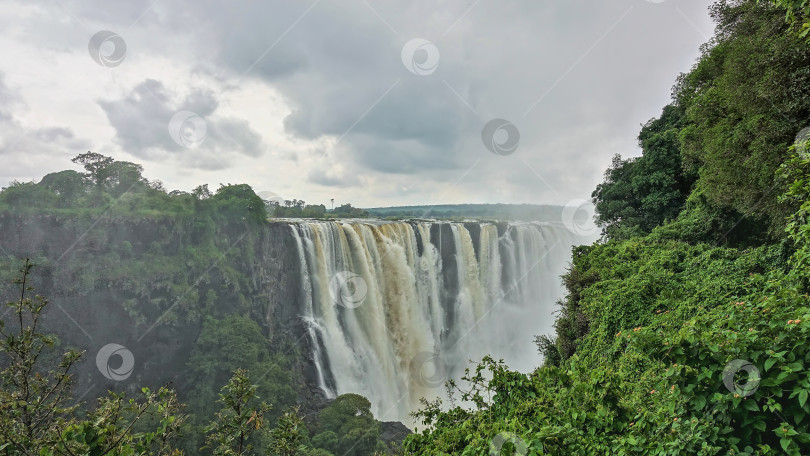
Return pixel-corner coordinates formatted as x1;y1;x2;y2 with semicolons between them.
593;105;696;239
595;0;810;243
0;154;393;455
771;0;810;40
403;0;810;454
0;262;392;455
0;261;186;455
269;201;369;219
0;153;267;224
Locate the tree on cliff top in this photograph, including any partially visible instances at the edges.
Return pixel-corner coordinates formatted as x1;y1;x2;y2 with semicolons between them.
211;184;268;224
71;151;114;187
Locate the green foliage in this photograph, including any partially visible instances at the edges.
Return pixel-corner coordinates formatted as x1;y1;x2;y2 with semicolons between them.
311;431;338;454
71;151;115;187
267;406;307;456
0;261;185;455
645;188;773;246
38;170;85;206
58;386;186;456
593;105;696;239
315;395;381;456
101;160;148;197
0;181;58;210
675;0;810;236
0;160;397;456
268;199;367;219
593;0;810;244
332;203;369;218
211;184;268;224
186;315;295;418
553;238;785;365
0;155;321;456
204;368;272;456
183;316;296;454
769;0;810;39
270;201;329;219
0;154;272;225
0;260;82;453
301;450;333;456
779;144;810;286
406;284;810;454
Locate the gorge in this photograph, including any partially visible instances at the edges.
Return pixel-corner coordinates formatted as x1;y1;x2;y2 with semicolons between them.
0;211;592;430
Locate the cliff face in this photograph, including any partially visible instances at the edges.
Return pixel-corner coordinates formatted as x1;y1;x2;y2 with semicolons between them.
0;213;322;411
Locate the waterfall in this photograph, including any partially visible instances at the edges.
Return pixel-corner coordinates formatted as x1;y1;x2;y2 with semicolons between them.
290;220;585;424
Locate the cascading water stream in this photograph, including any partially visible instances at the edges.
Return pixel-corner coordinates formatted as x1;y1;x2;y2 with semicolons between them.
290;220;586;424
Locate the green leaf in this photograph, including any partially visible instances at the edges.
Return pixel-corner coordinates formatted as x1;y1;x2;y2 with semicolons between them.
694;395;706;411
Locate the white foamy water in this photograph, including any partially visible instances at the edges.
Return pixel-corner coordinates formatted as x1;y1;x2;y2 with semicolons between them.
290;220;588;424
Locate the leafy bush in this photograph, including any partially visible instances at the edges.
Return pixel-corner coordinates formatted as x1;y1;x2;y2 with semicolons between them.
405;265;810;454
315;394;384;456
0;261;185;455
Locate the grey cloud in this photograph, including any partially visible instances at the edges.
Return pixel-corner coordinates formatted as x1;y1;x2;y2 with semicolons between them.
161;0;477;175
348;135;462;174
307;165;355;188
140;0;714;186
0;73;90;172
0;0;716;205
33;127;90;150
98;79;265;169
0;72;20;118
57;0;161;28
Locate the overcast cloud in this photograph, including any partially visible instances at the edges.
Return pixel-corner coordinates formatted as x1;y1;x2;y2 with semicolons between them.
0;0;715;207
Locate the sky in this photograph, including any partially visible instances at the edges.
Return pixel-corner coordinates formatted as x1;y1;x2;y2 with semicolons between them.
0;0;715;209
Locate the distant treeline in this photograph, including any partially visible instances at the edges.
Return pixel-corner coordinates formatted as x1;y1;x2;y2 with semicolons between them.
268;200;370;218
365;203;563;221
